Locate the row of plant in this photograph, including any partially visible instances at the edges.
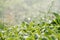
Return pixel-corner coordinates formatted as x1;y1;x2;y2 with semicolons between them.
0;13;60;40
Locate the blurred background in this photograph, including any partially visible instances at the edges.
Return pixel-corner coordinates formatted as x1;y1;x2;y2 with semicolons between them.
0;0;60;26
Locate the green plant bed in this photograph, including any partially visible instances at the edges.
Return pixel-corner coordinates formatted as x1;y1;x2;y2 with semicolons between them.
0;13;60;40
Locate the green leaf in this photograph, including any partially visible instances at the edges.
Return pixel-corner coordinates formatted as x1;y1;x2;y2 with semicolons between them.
51;12;60;25
0;22;4;29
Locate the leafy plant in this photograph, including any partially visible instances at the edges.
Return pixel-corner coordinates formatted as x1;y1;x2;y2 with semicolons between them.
0;22;4;29
51;12;60;25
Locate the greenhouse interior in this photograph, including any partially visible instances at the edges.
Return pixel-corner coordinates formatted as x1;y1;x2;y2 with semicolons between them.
0;0;60;40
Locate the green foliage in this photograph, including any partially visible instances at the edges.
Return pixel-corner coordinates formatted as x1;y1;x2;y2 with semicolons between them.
0;13;60;40
0;0;60;40
51;12;60;25
0;22;4;29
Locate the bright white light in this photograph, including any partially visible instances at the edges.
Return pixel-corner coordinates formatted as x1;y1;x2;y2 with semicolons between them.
1;31;5;33
28;18;31;20
24;36;28;38
48;20;52;24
